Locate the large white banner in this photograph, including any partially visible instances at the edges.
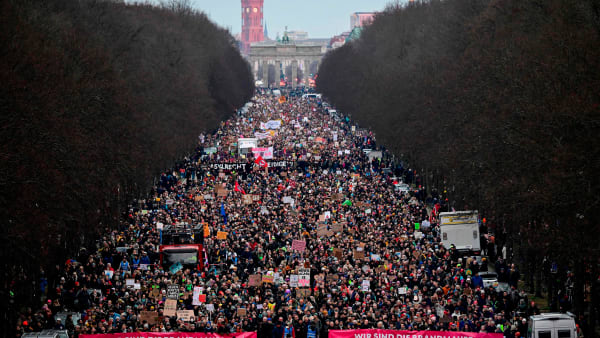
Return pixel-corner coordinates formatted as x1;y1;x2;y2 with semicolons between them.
260;120;282;130
252;147;273;159
238;138;258;149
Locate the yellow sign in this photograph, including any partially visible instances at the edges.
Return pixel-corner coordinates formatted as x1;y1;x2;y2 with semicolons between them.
217;231;228;240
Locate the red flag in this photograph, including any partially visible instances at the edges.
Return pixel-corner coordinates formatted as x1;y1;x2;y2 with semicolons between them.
254;155;268;168
234;181;246;194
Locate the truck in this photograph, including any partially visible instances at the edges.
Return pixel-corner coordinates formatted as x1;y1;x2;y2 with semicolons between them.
528;313;577;338
159;224;204;271
439;210;481;254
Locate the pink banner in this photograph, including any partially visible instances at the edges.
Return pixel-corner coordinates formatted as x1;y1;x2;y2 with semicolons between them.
81;333;256;338
328;330;503;338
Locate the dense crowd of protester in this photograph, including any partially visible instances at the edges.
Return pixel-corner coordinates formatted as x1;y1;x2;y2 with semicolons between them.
16;94;543;337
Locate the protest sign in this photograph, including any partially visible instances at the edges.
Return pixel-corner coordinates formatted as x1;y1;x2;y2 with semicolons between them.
169;262;183;275
217;231;228;240
262;274;274;284
298;268;310;287
167;285;179;300
139;311;158;325
361;280;371;292
326;274;339;282
164;299;177;317
291;240;306;252
289;275;299;288
177;310;195;322
192;287;203;306
249;274;262;287
297;288;311;298
331;223;343;232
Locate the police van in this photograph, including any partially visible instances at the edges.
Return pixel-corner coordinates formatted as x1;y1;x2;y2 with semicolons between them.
528;313;577;338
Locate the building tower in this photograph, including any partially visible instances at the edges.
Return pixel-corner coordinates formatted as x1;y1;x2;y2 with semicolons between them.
241;0;264;54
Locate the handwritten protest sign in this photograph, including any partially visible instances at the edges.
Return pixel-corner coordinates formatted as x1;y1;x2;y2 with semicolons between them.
291;240;306;252
167;285;179;299
139;311;158;325
353;250;365;260
297;288;311;298
290;275;299;288
331;223;343;232
217;231;228;240
177;310;195;322
333;248;343;260
361;280;371;292
164;299;177;317
249;274;262;287
298;268;310;287
262;274;274;284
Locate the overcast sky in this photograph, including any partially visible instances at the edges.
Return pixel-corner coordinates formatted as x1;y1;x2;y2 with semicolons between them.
188;0;403;38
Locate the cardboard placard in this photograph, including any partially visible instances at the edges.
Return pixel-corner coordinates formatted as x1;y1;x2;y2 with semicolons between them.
331;223;343;232
249;274;262;287
326;274;339;282
243;195;253;204
353;250;365;260
297;288;311;298
177;310;195;322
237;308;247;317
139;311;159;325
164;299;177;317
317;227;329;237
333;248;343;260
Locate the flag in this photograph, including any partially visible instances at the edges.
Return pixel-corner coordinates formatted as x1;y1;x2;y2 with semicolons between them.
220;203;227;224
254;155;268;168
234;181;246;194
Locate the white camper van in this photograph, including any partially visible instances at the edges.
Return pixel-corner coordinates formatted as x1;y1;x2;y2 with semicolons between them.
528;313;577;338
439;210;481;253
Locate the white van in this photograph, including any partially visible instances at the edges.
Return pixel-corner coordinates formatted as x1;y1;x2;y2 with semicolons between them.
528;313;577;338
302;93;321;99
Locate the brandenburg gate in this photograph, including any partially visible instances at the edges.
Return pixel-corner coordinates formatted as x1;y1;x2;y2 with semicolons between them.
247;42;325;88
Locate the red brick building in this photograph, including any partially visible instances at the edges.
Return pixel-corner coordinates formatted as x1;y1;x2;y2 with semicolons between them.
241;0;264;54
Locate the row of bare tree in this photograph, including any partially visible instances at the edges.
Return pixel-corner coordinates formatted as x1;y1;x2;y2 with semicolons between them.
0;0;253;332
318;0;599;328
